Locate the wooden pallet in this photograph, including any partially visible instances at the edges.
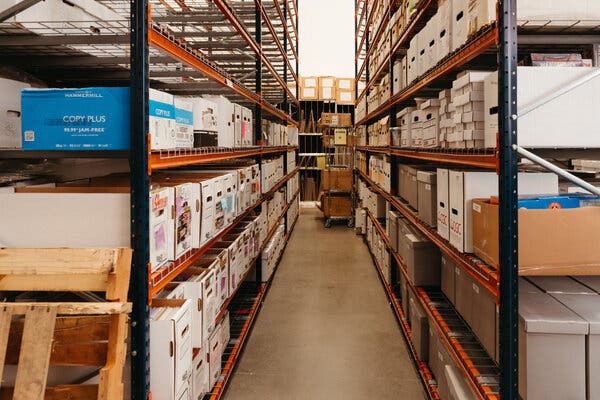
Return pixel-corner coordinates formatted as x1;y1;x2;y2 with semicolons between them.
0;248;132;400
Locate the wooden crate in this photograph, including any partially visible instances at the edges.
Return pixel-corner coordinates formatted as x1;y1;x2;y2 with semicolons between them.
321;194;353;218
0;248;132;400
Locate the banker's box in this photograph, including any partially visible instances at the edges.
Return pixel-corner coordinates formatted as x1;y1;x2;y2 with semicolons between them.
21;87;130;150
0;78;30;149
150;299;193;400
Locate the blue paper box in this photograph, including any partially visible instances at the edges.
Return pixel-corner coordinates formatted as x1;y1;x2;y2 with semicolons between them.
21;87;130;150
518;194;600;209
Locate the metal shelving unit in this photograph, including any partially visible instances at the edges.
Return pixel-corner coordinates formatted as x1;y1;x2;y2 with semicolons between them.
0;1;300;399
354;0;600;398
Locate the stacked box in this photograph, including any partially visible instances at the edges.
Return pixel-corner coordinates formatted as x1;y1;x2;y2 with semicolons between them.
419;99;441;148
410;108;423;147
437;89;454;148
396;107;415;148
448;70;491;148
318;76;336;101
300;76;318;100
336;78;356;105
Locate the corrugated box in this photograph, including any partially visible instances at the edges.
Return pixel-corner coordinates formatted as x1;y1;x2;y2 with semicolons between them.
321;169;353;192
321;194;353;218
409;294;429;362
473;198;600;274
441;254;457;304
399;226;441;286
417;170;437;226
320;112;352;127
437;168;450;240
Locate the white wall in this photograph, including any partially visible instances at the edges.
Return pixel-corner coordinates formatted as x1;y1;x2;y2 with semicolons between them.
298;0;355;78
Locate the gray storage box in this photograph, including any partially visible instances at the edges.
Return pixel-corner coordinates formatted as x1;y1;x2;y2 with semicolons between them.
454;266;496;360
520;277;543;294
409;294;429;362
406;166;418;209
470;278;496;361
400;272;409;318
417;170;437;227
399;227;440;286
388;211;401;253
429;324;453;400
445;364;479;400
572;276;600;294
519;292;587;400
552;293;600;400
441;254;456;305
528;276;597;295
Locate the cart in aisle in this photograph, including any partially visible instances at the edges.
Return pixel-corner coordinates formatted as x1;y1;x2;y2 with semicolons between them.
318;122;355;228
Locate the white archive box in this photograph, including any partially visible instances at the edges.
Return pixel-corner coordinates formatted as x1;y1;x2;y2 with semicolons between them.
436;168;450;240
451;0;469;52
174;97;194;148
7;0;121;33
192;97;218;132
392;59;403;95
437;0;452;61
192;348;210;400
426;12;440;71
208;325;223;390
202;95;235;147
0;185;175;270
518;0;600;27
397;107;415;147
241;106;253;146
200;248;230;308
150;299;193;400
0;78;30;149
159;281;205;349
484;67;600;149
417;25;430;75
448;171;559;253
233;103;242;147
407;34;420;83
150;88;177;151
152;177;200;258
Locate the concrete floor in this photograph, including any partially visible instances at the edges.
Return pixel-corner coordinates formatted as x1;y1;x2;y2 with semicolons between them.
223;207;426;400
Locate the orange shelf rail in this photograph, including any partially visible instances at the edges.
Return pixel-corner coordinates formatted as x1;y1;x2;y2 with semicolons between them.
357;25;497;125
356;146;497;169
356;0;379;60
149;146;297;172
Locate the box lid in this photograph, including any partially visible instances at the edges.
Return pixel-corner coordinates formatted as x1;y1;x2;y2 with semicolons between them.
417;170;436;184
552;294;600;334
519;292;587;334
519;277;543;294
572;276;600;294
527;276;597;295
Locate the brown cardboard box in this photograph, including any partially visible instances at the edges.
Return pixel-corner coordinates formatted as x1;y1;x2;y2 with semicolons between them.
409;294;429;362
320;112;352;127
399;225;441;286
319;76;336;89
300;76;318;100
336;89;355;105
472;198;600;274
321;194;352;217
441;254;456;304
318;76;337;101
321;169;353;192
336;77;355;92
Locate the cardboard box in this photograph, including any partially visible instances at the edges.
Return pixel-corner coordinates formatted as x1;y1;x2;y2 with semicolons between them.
192;348;210;400
388;211;401;253
417;170;437;227
301;76;318;88
407;34;420;83
437;0;452;61
21;87;130;150
150;299;193;400
572;276;600;294
174;97;193;148
441;254;456;304
208;325;222;389
322;194;353;218
336;77;355;91
300;86;318;100
202;95;235;147
527;276;597;295
473;199;600;274
519;292;587;400
241;106;253;146
319;76;336;89
320;112;352;127
409;294;429;362
436;168;450;240
399;225;441;286
449;171;558;253
0;78;30;149
319;85;337;101
451;0;469;51
321;169;353;191
336;89;355;105
400;272;409;317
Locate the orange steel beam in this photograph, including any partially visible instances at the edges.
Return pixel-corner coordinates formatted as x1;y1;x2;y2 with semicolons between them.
255;0;298;87
211;0;299;106
149;26;296;124
273;0;298;62
358;26;497;124
356;146;496;169
356;0;378;60
356;2;390;70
